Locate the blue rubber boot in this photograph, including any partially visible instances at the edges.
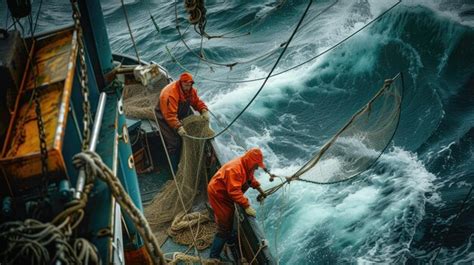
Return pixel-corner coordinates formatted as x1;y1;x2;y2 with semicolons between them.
227;232;241;262
209;234;226;259
169;152;180;173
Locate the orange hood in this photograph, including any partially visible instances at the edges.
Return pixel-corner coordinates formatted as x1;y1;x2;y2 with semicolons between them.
241;148;266;171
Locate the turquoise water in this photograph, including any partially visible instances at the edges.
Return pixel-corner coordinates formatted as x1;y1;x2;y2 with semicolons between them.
2;0;473;263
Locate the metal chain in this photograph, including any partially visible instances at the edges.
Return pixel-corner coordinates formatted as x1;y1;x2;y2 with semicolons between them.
71;0;91;151
33;88;49;196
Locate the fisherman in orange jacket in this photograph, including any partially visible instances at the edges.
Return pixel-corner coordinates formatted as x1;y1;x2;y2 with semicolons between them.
155;72;209;170
207;148;275;259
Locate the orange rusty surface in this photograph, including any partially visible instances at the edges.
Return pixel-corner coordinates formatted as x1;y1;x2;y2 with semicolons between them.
124;245;153;265
0;28;78;187
55;30;78;150
26;29;73;90
1;150;64;190
5;84;61;157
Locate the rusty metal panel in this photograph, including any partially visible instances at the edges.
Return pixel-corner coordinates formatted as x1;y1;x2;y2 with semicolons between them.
0;29;78;192
25;29;74;90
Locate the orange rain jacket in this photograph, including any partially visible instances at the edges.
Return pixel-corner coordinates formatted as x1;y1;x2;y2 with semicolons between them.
159;80;207;129
207;148;265;232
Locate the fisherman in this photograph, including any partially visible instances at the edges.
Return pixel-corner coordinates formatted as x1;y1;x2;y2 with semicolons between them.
155;72;209;170
207;148;275;260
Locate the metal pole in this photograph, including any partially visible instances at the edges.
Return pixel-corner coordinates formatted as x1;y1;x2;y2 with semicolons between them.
74;92;107;199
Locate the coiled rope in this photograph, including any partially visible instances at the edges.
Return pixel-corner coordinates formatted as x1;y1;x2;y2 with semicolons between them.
0;218;100;264
173;0;328;69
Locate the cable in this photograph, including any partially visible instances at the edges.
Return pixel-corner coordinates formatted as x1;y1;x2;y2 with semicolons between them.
32;0;44;34
121;0;141;64
170;0;400;84
174;0;293;69
432;185;473;263
180;0;313;141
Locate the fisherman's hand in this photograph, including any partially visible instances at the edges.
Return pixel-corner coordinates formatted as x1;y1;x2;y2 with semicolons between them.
269;174;277;182
256;186;267;202
245;206;257;217
177;126;187;137
257;193;267;202
201;110;210;121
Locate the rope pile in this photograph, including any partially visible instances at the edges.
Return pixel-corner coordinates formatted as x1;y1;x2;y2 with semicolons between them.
184;0;207;30
168;211;217;250
0;217;100;264
166;252;220;264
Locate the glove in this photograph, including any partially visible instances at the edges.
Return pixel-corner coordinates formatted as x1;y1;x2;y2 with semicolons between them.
177;126;187;136
245;206;257;217
257;193;267;202
269;174;277;182
201;110;210;121
256;187;267;202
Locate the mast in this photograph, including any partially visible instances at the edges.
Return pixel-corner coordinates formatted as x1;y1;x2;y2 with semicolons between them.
75;1;146;263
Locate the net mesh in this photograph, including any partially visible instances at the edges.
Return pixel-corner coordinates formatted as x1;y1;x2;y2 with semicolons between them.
122;68;169;120
294;76;403;184
144;115;214;226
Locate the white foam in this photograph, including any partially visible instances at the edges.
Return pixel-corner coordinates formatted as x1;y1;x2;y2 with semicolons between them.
256;147;437;263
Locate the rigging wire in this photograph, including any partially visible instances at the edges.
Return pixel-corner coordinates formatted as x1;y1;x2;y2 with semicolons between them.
32;0;43;34
150;11;192;54
196;0;288;40
169;0;400;84
173;0;297;69
120;0;141;64
180;0;314;141
432;185;473;263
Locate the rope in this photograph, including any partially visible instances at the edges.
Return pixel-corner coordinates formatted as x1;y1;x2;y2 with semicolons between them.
72;151;167;265
168;211;216;250
0;218;100;264
31;0;44;34
165;252;218;264
176;0;313;142
169;0;400;84
235;205;245;262
186;0;252;40
432;185;473;263
121;0;141;64
249;244;265;265
172;0;328;70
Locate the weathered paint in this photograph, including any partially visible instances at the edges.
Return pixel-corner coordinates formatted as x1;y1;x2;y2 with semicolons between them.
0;29;77;190
25;29;74;90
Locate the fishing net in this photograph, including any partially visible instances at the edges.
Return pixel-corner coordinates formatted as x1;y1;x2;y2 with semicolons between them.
144;114;214;226
144;115;216;249
122;72;168;120
293;74;403;184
